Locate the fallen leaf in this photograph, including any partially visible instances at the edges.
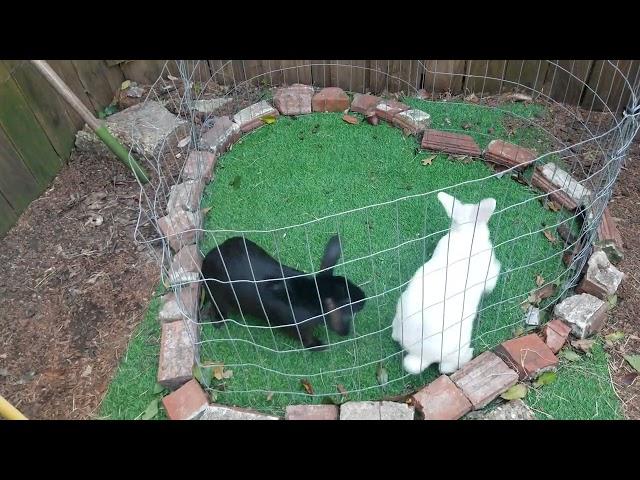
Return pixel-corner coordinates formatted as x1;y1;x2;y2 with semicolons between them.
376;363;389;385
81;365;92;377
543;230;557;243
444;117;452;125
229;175;241;190
177;137;190;148
222;369;233;379
535;274;545;287
213;364;225;381
261;115;277;125
607;294;618;309
301;379;314;395
536;283;556;301
120;80;131;90
604;331;625;343
464;93;479;103
342;114;358;125
620;372;638;386
167;74;180;81
266;392;274;402
624;355;640;373
560;349;581;362
141;399;158;420
153;383;165;394
462;123;472;130
533;371;558;388
508;92;533;102
501;383;527;400
421;154;437;166
571;339;595;354
337;384;348;399
193;364;214;385
201;207;212;215
547;201;561;212
209;391;218;403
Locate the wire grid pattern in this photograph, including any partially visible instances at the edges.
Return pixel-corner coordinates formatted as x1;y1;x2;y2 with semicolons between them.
129;60;639;402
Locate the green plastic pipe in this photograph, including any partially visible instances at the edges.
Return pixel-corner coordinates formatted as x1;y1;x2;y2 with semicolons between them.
30;60;150;184
94;125;150;183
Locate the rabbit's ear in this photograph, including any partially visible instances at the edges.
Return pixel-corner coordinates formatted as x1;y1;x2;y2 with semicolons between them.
437;192;458;219
320;235;342;274
477;198;496;223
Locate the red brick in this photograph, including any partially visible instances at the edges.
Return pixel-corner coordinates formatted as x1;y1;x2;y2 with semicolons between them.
494;334;558;380
392;109;432;135
312;87;350;112
169;244;203;285
159;284;200;323
183;150;217;183
200;116;241;153
449;351;519;410
232;100;279;133
541;319;572;354
162;379;209;420
597;207;624;254
158;320;198;390
375;99;409;122
350;93;381;115
166;179;205;214
285;405;339;420
413;375;472;420
157;210;202;252
273;84;314;115
531;167;578;211
421;129;482;157
483;139;537;171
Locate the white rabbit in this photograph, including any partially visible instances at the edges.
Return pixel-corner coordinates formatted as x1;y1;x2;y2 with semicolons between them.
391;192;501;375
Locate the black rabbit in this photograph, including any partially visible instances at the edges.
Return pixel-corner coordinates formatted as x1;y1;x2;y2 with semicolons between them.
200;235;366;350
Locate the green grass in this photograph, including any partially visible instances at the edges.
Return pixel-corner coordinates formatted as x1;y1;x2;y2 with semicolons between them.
197;99;577;415
99;293;169;420
527;340;624;420
99;97;622;419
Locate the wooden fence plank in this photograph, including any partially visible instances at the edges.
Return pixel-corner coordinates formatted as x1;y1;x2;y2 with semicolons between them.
0;125;41;213
422;60;466;94
311;61;332;88
47;60;95;125
0;64;62;187
0;191;18;237
118;60;167;85
3;60;77;161
330;60;367;93
208;60;236;86
464;59;507;96
72;60;116;110
503;60;549;95
546;60;593;106
581;60;639;112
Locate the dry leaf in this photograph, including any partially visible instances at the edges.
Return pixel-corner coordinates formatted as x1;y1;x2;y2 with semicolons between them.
342;114;358;125
462;123;472;130
301;379;314;395
201;207;212;215
535;274;545;287
465;93;479;103
536;283;556;301
547;201;561;212
421;154;437;166
212;363;225;380
261;115;277;125
543;230;557;243
266;391;274;401
337;384;348;399
86;214;103;227
81;365;92;377
571;339;595;354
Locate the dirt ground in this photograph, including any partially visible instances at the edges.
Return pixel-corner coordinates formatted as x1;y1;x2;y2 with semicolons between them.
0;88;639;419
0;149;159;419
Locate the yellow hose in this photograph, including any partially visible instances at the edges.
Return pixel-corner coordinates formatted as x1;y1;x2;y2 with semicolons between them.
0;394;28;420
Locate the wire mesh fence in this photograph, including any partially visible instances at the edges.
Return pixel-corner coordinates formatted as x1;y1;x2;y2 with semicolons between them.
130;60;639;409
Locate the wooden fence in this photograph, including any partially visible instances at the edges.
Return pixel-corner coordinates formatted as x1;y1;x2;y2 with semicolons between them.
0;59;637;236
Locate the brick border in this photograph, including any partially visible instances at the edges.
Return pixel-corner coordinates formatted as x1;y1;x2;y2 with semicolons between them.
151;84;624;420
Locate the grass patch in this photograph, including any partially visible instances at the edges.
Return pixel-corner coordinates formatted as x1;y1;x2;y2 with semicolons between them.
99;292;169;420
197;100;574;415
100;97;622;420
526;340;624;420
